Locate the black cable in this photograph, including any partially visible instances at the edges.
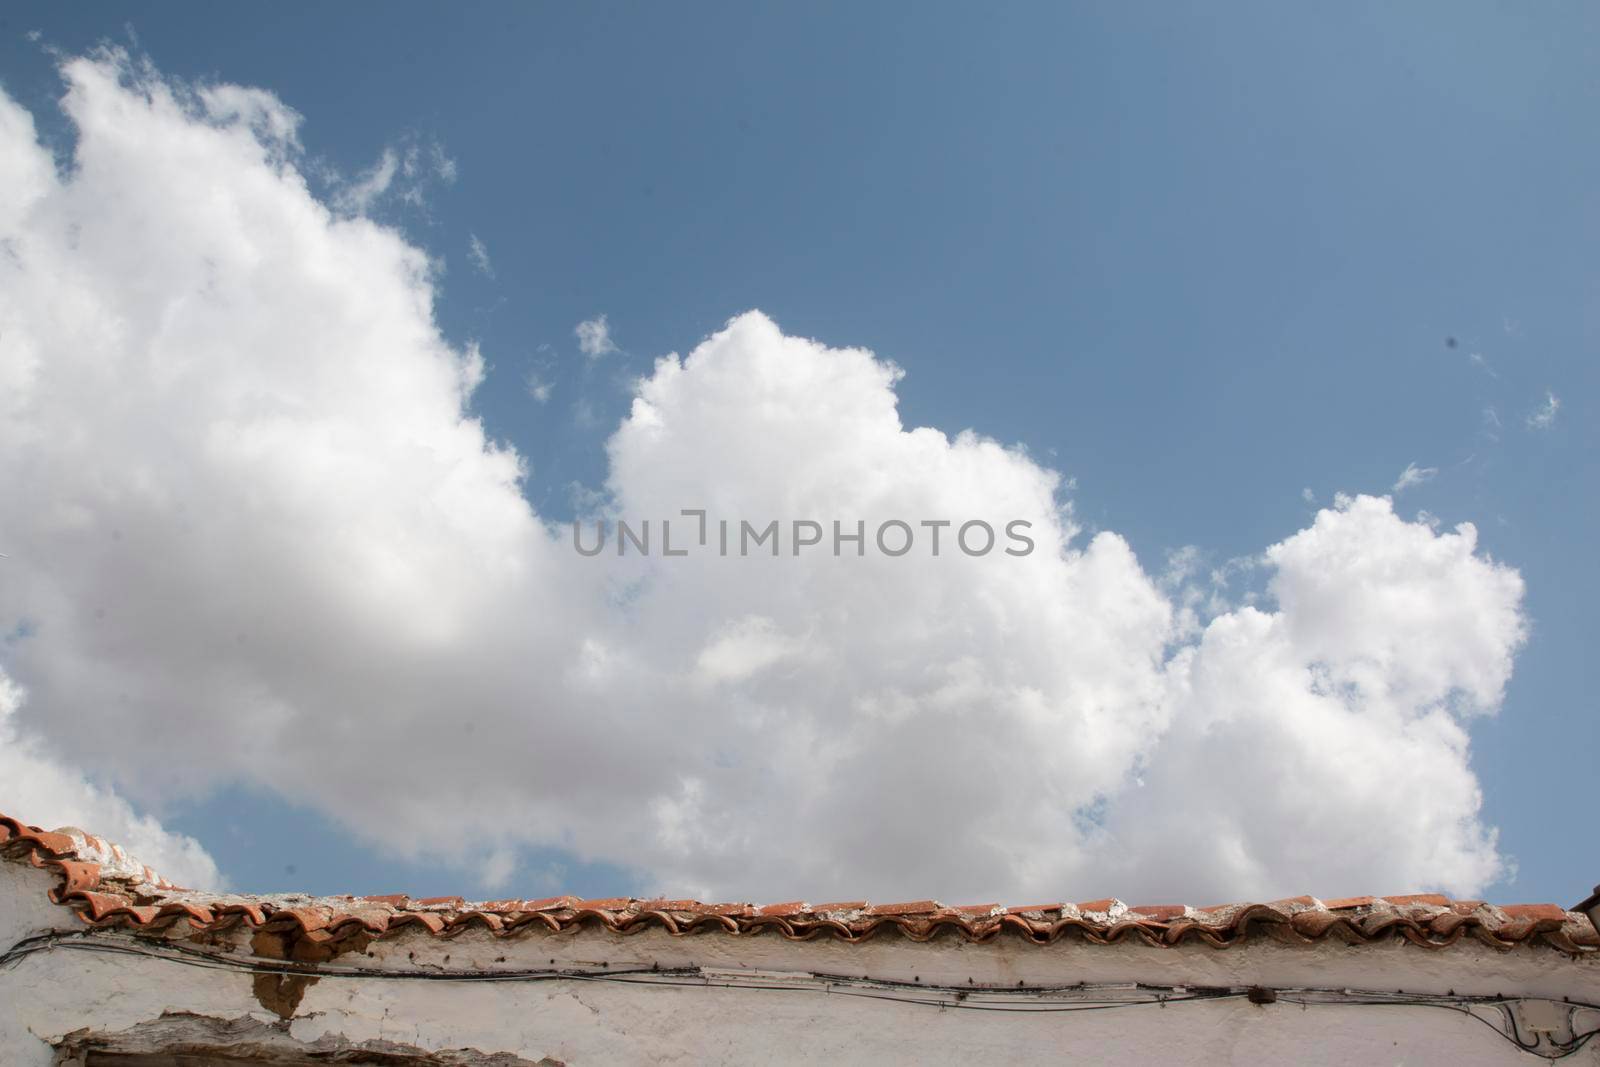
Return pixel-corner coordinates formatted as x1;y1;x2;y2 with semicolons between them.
0;935;1263;1016
5;929;1598;1057
1278;995;1600;1060
0;930;682;983
1281;997;1528;1051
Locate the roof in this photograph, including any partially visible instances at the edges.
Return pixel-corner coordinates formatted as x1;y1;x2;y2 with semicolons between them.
4;809;1596;954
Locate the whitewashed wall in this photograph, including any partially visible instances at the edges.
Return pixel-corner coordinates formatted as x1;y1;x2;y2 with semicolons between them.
4;862;1598;1065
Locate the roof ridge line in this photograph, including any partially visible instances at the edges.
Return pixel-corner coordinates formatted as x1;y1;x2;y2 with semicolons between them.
3;809;1594;952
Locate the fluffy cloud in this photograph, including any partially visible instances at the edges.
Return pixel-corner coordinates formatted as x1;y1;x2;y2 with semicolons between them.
0;667;221;889
1103;496;1523;901
599;313;1174;896
0;52;1528;903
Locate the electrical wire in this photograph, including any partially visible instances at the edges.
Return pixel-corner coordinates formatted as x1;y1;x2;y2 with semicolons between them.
5;929;1598;1058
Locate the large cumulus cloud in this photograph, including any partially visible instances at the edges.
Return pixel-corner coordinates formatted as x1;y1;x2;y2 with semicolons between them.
0;52;1525;902
0;667;220;888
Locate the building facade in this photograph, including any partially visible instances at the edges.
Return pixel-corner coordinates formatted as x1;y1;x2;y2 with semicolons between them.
3;809;1598;1064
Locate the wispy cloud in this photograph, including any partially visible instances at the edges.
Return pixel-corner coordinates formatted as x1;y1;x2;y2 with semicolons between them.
430;143;457;185
1467;351;1498;379
1526;390;1560;430
571;396;601;428
334;147;399;214
334;137;455;216
575;314;619;359
1482;405;1502;443
525;345;555;403
526;373;553;403
467;233;494;278
1392;462;1438;494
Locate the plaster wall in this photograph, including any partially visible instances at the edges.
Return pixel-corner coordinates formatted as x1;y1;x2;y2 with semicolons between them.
4;864;1598;1065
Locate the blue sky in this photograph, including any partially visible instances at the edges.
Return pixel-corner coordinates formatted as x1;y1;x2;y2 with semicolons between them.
0;3;1594;906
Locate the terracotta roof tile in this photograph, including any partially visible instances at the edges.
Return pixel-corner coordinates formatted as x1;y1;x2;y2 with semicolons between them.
638;898;706;912
1383;893;1453;907
756;900;809;917
3;809;1595;954
699;902;753;917
948;903;1002;916
1005;903;1064;916
868;900;940;916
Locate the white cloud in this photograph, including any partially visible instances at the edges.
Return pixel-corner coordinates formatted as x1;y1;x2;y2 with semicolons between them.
334;147;399;214
1103;496;1521;901
0;667;222;889
467;233;494;278
198;83;302;150
334;136;456;216
430;144;458;185
526;374;554;404
1391;462;1438;494
480;847;517;892
572;396;600;429
1527;390;1560;430
0;52;1530;904
576;314;619;359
